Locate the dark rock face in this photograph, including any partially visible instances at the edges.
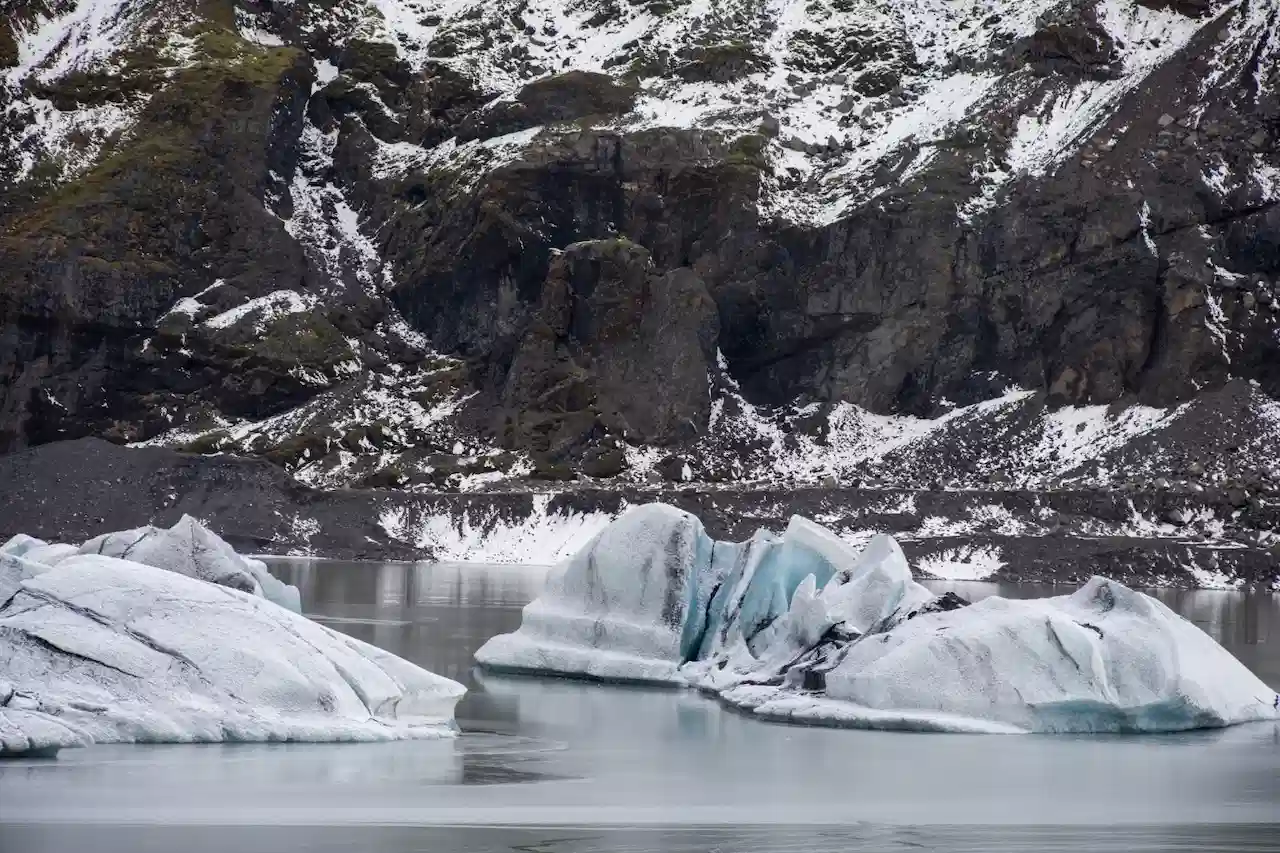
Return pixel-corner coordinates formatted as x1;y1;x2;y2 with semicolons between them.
1006;0;1120;79
1;0;1279;503
499;238;719;455
1136;0;1226;16
0;17;18;69
383;128;756;405
0;31;316;450
457;71;638;142
581;442;627;478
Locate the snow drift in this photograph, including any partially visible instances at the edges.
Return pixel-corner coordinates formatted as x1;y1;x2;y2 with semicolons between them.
475;504;1279;734
0;524;464;757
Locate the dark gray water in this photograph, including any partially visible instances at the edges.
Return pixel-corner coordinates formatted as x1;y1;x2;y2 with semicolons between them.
2;560;1278;853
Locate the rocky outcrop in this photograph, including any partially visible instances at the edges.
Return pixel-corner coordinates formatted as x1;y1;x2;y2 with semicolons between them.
457;71;638;142
1;0;1279;497
1006;0;1120;78
499;238;719;457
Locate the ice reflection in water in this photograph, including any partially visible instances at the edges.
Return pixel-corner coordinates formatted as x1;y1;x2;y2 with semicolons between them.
1;559;1276;853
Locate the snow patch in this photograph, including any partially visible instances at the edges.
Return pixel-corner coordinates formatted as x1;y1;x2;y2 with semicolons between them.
6;0;145;84
917;544;1005;581
379;494;616;564
203;290;319;333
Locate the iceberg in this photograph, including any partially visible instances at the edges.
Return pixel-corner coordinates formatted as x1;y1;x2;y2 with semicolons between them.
77;515;302;611
474;504;714;683
476;503;1280;734
0;527;464;757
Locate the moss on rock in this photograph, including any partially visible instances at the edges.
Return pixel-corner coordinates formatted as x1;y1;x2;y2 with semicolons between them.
251;313;354;372
183;430;231;454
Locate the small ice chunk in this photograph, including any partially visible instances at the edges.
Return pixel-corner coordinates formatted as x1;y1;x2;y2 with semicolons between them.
1;535;47;558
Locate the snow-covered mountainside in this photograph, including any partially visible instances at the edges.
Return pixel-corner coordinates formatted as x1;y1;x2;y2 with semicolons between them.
1;1;1279;550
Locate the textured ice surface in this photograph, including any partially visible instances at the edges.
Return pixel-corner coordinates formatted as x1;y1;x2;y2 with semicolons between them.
476;503;1280;734
1;534;46;558
76;516;301;611
0;556;465;757
474;504;713;683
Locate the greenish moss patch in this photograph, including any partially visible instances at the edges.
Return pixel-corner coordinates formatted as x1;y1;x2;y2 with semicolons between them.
253;313;354;370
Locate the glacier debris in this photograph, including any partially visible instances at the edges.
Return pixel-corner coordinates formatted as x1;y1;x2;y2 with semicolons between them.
475;504;1279;734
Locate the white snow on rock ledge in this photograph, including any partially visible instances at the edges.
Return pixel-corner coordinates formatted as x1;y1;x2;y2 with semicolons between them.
475;504;1280;735
0;529;464;757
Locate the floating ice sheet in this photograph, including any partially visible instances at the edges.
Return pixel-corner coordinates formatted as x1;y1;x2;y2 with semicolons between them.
476;503;1280;734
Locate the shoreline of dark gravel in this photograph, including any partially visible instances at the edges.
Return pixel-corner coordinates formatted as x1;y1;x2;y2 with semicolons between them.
2;438;1276;590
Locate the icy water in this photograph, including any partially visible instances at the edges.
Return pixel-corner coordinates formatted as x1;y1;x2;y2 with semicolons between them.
2;561;1278;853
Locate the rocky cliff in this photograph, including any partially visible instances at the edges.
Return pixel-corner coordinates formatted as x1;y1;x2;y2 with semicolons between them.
2;0;1279;575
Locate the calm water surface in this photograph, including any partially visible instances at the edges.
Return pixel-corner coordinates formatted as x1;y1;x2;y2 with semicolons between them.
2;560;1278;853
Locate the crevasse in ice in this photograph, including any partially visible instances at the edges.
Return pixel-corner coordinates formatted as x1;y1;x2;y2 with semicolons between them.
475;503;1280;734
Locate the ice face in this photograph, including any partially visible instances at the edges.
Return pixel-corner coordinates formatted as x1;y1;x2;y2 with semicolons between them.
242;557;303;613
475;503;720;683
0;555;465;757
19;543;80;568
475;509;876;683
475;502;1280;734
1;534;47;558
104;515;260;594
819;533;934;635
1;553;54;605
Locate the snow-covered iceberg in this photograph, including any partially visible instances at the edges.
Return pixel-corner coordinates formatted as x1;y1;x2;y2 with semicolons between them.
0;528;464;757
476;504;1280;734
473;503;715;683
73;515;302;612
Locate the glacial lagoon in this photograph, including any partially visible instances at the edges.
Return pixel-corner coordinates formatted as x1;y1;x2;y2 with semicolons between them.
1;558;1277;853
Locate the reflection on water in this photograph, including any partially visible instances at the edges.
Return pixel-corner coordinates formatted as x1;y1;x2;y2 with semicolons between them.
272;559;547;725
2;559;1276;853
269;559;1280;694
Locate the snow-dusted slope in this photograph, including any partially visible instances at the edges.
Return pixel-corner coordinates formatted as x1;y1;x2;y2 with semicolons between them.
229;0;1277;224
2;0;1280;581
